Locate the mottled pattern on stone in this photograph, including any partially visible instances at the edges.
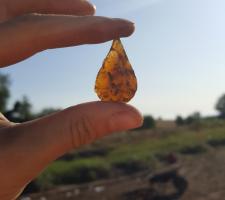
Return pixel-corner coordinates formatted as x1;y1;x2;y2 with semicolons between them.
95;39;137;102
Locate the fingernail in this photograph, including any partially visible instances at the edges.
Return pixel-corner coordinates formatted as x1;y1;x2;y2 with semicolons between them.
119;22;135;36
127;21;135;31
110;110;143;131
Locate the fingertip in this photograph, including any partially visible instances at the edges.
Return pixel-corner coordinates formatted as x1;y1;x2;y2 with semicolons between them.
125;104;143;125
108;104;142;131
74;101;143;130
118;103;143;128
83;0;96;15
113;18;135;37
89;102;143;130
125;22;135;36
123;22;135;37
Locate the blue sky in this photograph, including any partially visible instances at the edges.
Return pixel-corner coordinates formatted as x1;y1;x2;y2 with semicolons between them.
1;0;225;119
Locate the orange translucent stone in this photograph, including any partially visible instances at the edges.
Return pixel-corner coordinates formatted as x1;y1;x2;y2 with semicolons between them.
95;39;137;102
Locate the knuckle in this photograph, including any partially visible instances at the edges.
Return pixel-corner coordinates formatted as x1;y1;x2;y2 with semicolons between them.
70;114;96;148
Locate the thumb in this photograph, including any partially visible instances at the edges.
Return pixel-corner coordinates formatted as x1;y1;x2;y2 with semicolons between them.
1;101;142;189
27;101;143;150
67;102;143;148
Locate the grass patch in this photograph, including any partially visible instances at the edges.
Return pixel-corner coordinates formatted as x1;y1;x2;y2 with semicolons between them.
37;158;110;189
36;121;225;190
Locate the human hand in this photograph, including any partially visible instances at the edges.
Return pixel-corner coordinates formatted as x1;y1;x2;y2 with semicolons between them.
0;0;143;199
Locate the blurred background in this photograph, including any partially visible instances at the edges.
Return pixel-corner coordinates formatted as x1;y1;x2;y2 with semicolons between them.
1;0;225;199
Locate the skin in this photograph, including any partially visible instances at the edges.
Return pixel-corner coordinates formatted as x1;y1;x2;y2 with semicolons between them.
0;0;143;199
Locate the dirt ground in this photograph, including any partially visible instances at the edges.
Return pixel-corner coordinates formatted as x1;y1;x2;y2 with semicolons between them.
20;146;225;200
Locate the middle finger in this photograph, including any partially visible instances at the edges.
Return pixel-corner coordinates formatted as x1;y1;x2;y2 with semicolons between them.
2;0;95;22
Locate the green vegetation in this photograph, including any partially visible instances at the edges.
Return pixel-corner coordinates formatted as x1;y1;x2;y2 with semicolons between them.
38;158;110;189
138;115;156;130
2;73;225;193
175;112;201;126
175;116;185;126
34;119;225;191
0;73;10;113
216;94;225;118
0;72;61;123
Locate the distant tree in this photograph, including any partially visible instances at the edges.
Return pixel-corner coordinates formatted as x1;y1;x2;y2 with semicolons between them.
18;96;33;121
141;115;155;129
185;116;194;125
215;94;225;118
5;96;33;122
0;73;10;112
191;112;201;121
185;112;201;125
175;116;184;126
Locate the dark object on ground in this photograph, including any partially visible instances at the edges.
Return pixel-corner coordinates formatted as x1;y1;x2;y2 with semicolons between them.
124;165;188;200
207;138;225;148
148;168;188;200
179;145;207;155
21;181;40;195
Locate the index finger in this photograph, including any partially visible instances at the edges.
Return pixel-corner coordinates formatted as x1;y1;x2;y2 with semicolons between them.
0;15;135;68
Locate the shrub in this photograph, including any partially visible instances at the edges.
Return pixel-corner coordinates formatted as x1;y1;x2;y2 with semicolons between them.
139;116;155;130
215;94;225;118
175;116;184;126
185;112;201;125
